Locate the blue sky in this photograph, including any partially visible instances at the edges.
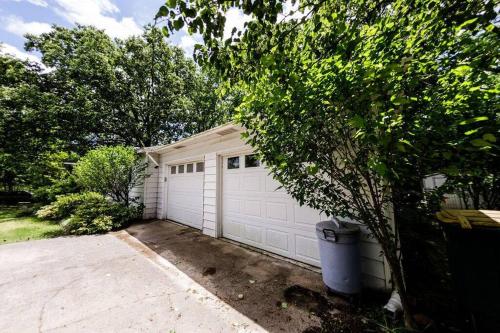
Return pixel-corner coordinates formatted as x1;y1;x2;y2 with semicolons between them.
0;0;301;64
0;0;219;62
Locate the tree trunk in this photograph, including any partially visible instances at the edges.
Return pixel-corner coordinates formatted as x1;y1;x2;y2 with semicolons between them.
384;246;415;328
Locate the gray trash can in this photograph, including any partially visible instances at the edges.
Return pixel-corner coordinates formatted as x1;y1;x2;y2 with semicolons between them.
316;218;361;295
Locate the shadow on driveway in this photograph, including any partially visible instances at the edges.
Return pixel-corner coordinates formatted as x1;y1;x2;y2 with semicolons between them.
125;220;343;333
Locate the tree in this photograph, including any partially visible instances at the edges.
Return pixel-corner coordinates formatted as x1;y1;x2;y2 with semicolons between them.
157;0;499;327
0;54;62;191
25;25;230;148
74;146;147;206
2;25;230;192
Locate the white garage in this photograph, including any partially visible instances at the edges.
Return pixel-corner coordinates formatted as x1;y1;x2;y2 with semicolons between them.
139;123;390;290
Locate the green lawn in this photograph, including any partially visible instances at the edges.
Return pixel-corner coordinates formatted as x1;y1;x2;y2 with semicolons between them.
0;205;64;244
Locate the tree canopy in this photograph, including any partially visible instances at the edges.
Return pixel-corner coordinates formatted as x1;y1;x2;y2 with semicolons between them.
25;25;232;147
157;0;499;326
1;25;232;191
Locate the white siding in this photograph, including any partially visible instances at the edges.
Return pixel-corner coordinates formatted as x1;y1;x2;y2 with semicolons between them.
142;153;159;219
202;153;218;237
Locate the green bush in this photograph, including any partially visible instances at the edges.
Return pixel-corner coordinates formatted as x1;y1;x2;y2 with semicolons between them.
32;175;80;204
36;192;106;220
74;146;147;206
61;215;114;235
36;191;144;235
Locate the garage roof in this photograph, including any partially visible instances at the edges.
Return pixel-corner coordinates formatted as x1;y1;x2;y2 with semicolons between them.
139;123;243;154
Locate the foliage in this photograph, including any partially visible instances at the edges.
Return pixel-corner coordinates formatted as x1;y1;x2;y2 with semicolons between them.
25;25;230;147
36;192;106;220
2;25;232;191
35;191;143;235
0;54;60;191
62;200;143;235
32;175;80;204
62;215;114;235
158;0;499;327
74;146;147;206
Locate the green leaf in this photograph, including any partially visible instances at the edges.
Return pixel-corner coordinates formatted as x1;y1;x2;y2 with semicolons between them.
459;116;488;125
464;129;479;136
306;164;318;175
161;26;170;37
457;18;478;30
173;18;184;30
156;6;168;18
348;115;365;128
452;65;472;76
482;133;496;143
368;159;387;177
471;139;490;147
167;0;177;8
260;55;274;67
442;152;452;159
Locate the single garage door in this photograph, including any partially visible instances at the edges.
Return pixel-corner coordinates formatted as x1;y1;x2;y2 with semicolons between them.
222;153;324;266
166;161;204;229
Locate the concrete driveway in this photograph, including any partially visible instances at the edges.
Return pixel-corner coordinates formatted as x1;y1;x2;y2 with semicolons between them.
0;232;265;333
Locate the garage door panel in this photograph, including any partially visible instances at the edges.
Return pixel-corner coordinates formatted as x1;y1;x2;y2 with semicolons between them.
265;229;289;251
265;202;288;222
294;205;322;226
225;198;242;214
224;220;244;239
242;200;262;217
242;174;261;191
224;174;240;191
244;225;263;243
295;235;320;265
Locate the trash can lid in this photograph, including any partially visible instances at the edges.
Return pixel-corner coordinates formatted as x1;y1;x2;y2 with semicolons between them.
316;219;361;235
436;210;500;230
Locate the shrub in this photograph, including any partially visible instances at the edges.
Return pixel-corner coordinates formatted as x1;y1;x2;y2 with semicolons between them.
36;191;144;235
32;175;80;204
61;215;114;235
36;192;106;220
74;146;147;206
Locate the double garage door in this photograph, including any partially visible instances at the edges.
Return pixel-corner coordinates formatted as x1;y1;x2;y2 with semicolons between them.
166;154;323;267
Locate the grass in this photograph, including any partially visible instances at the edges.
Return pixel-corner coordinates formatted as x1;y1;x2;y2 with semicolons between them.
0;205;64;244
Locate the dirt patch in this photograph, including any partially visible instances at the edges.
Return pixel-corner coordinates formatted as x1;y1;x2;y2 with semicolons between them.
124;220;398;333
202;267;216;276
284;285;330;315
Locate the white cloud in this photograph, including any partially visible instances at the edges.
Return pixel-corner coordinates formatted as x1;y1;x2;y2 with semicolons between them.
177;33;204;57
12;0;49;7
223;8;251;40
179;35;197;56
3;15;52;37
53;0;142;39
278;0;307;22
0;42;43;65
